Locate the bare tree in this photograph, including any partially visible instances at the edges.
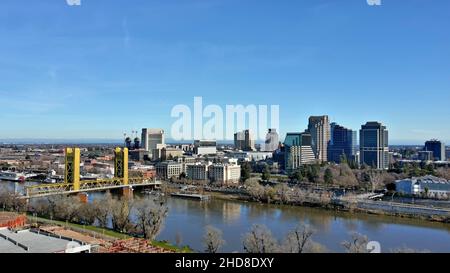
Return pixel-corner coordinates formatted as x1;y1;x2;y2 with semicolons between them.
53;196;82;222
244;180;265;201
368;171;385;193
92;194;113;228
78;202;97;225
134;198;168;240
342;232;369;253
203;225;225;253
282;223;322;253
242;224;279;253
436;167;450;180
0;186;27;212
30;198;51;218
110;197;134;233
274;183;291;204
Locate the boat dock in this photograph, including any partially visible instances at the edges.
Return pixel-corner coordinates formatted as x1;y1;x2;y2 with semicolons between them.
171;192;210;201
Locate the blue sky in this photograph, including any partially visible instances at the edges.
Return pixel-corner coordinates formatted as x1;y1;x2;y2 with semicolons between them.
0;0;449;144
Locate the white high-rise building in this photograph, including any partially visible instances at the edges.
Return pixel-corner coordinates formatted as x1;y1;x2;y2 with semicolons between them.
141;128;165;158
263;128;279;152
307;116;330;163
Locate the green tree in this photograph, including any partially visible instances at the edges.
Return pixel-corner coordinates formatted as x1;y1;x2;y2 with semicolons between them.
241;162;252;182
307;164;320;183
324;168;333;184
410;166;422;177
291;170;304;182
340;154;348;165
261;165;271;181
425;164;435;175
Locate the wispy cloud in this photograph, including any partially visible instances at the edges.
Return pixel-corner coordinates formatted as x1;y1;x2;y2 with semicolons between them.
122;17;130;49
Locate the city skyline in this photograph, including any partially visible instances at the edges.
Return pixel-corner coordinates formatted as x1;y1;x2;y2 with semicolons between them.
1;1;450;144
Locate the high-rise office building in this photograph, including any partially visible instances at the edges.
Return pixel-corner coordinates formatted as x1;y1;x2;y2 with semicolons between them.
263;129;279;152
234;131;245;150
307;116;330;163
284;132;316;171
234;130;255;151
327;123;357;163
424;139;446;161
141;128;165;157
359;122;389;170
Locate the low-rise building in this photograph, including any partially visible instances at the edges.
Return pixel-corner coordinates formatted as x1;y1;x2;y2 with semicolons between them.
225;151;273;162
194;140;217;155
156;161;182;180
161;148;184;161
186;162;211;181
418;151;433;161
395;175;450;199
130;165;156;180
208;164;241;185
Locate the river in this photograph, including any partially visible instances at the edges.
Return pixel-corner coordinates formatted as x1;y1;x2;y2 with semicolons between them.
154;196;450;253
3;181;450;253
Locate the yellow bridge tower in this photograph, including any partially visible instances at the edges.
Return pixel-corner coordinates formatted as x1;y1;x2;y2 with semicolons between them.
114;147;129;186
64;148;81;191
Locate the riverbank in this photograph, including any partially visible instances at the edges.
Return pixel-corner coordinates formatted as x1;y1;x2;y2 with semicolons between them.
336;199;450;223
204;189;450;224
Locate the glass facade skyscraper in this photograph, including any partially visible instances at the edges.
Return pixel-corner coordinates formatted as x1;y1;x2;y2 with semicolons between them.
425;139;446;161
359;122;389;170
327;123;357;163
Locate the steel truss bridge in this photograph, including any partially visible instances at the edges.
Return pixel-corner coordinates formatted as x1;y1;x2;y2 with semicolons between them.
20;147;161;200
23;178;162;199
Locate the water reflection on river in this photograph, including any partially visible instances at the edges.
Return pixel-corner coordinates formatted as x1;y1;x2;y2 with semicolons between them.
4;181;450;253
156;197;450;253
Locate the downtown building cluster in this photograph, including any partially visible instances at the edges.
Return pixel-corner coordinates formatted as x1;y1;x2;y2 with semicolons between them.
282;116;447;173
283;116;389;172
123;118;447;184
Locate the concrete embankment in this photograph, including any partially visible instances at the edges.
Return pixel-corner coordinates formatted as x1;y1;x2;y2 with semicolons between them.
333;199;450;223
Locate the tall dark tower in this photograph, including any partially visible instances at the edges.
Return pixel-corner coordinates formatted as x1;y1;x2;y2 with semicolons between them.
125;137;132;150
134;137;141;150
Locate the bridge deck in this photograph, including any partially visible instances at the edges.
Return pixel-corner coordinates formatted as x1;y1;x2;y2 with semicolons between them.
22;178;162;199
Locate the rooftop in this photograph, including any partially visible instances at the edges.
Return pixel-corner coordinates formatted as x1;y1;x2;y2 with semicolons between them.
0;228;83;253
